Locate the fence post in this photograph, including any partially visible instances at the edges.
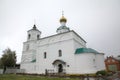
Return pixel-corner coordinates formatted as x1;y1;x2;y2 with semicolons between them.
86;74;89;80
45;69;48;76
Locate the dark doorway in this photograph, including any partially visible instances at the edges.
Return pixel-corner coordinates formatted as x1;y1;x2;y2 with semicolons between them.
58;64;63;73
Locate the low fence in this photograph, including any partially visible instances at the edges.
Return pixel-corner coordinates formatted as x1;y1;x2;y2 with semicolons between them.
16;73;109;80
5;69;25;74
0;69;3;74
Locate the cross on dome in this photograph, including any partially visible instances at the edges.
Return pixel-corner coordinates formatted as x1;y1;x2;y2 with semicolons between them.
60;11;67;23
62;11;64;16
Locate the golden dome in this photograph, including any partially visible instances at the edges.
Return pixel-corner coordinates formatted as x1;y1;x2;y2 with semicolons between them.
60;16;67;23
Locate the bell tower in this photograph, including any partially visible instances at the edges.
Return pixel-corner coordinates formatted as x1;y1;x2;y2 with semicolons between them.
27;24;41;41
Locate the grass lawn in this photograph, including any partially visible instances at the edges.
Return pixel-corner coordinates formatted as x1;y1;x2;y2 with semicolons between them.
0;74;80;80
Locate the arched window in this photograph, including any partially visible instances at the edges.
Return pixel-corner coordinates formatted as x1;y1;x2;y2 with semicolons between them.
44;52;47;59
58;50;62;57
28;34;31;39
37;35;40;40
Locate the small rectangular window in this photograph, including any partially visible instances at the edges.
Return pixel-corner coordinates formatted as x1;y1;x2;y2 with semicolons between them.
37;35;40;40
59;50;62;57
44;52;47;59
28;34;31;39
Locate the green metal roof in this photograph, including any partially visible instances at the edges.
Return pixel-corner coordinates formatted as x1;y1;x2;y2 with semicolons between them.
57;26;70;30
75;48;99;54
31;59;36;62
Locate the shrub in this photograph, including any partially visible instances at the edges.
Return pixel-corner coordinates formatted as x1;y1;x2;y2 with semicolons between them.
96;70;107;76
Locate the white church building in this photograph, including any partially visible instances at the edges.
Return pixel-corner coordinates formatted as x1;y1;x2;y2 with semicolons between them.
20;15;105;74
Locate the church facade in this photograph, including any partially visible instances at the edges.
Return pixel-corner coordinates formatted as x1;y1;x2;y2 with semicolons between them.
20;15;105;74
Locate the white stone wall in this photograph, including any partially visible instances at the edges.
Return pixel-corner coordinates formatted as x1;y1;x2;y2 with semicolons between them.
21;30;105;74
96;53;105;71
23;41;37;52
74;53;105;74
71;31;86;47
74;53;96;74
21;63;37;73
36;39;75;74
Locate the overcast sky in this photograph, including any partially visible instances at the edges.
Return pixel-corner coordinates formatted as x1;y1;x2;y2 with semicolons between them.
0;0;120;63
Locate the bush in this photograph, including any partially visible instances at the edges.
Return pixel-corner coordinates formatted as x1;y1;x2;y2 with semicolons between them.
96;70;107;76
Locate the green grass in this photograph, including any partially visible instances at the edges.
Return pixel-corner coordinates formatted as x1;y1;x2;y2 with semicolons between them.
0;74;80;80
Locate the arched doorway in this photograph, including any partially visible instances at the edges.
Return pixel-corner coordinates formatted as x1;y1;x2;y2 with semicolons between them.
52;59;66;73
58;64;63;73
